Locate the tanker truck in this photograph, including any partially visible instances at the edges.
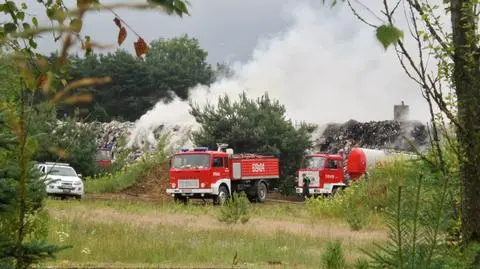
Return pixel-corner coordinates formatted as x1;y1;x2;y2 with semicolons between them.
295;147;416;197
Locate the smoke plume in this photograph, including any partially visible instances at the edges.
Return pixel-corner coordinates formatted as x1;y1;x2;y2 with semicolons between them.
127;1;430;149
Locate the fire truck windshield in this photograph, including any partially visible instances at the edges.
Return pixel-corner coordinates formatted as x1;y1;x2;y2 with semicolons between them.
301;156;325;169
171;154;210;169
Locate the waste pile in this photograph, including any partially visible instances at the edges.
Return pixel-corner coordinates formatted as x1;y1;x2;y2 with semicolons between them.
315;119;428;153
73;120;194;162
61;118;428;164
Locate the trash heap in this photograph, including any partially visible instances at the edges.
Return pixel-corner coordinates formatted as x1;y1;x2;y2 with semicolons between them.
62;118;429;163
315;119;428;153
78;120;135;150
73;120;195;162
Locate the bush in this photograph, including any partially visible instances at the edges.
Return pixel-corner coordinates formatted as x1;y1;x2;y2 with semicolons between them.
85;139;168;193
321;240;346;269
305;157;421;231
217;192;250;224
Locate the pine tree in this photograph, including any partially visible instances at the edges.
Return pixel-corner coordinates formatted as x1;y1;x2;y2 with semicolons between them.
0;100;68;269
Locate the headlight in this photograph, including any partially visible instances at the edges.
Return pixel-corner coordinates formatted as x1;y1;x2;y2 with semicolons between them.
171;183;176;188
74;181;82;186
200;183;205;188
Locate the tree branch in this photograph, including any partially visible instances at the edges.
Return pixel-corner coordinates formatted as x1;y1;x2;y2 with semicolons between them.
346;0;377;28
407;0;453;60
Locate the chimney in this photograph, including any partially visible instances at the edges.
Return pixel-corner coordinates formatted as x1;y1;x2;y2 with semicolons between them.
394;101;409;122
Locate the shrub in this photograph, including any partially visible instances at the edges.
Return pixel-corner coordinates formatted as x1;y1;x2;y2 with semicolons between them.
321;240;346;269
85;139;168;193
305;157;423;231
217;192;250;224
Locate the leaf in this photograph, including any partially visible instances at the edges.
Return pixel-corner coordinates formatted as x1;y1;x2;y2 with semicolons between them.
117;26;127;46
5;1;16;12
69;18;83;33
28;38;37;49
53;9;67;23
22;22;30;30
4;23;16;33
32;17;38;27
21;2;27;9
376;24;404;50
17;11;25;21
148;0;190;16
113;17;121;28
134;37;149;57
46;7;56;19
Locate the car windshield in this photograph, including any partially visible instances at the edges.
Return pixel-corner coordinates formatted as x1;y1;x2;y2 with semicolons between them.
301;156;325;169
46;166;77;177
171;154;210;169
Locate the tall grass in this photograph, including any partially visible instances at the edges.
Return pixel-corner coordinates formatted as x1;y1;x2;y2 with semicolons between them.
305;157;421;231
41;207;377;268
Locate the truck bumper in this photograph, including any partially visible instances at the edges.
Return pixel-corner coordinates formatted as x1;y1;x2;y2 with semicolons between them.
166;188;215;197
296;187;330;195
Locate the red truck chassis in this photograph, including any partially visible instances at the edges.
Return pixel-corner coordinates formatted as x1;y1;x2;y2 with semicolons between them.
166;145;280;204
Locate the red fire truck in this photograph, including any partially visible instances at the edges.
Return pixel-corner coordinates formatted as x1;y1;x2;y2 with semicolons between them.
296;147;416;197
166;144;280;204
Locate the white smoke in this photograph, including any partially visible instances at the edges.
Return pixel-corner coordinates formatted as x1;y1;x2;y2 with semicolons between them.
127;1;431;150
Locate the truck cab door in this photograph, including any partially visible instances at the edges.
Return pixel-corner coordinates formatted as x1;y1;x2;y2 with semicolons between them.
324;159;343;185
212;157;228;181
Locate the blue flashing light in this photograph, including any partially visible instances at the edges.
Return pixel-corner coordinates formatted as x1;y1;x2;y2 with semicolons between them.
193;147;209;152
181;148;189;152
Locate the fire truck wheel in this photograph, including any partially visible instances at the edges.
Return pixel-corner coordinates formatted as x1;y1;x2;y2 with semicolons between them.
214;185;229;205
254;181;268;203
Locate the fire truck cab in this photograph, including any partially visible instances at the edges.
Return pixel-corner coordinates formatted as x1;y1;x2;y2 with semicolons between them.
166;145;280;205
295;153;347;197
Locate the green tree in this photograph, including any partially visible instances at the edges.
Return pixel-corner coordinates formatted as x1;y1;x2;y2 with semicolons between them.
146;34;215;100
55;34;215;122
189;92;315;193
28;111;100;177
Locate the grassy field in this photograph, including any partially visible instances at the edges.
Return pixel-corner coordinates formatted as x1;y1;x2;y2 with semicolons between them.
39;198;387;268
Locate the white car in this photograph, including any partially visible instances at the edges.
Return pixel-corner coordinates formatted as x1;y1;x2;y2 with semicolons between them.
35;162;85;200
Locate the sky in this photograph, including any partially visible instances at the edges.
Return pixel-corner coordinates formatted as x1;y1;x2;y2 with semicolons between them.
26;0;440;145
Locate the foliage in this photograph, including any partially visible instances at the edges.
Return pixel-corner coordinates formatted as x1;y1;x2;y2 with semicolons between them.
305;151;460;234
217;192;250;225
189;92;315;193
305;183;372;231
146;34;215;100
375;24;404;50
28;112;99;177
0;0;190;268
330;0;480;260
53;34;215;122
320;240;346;269
85;138;168;193
0;108;69;268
